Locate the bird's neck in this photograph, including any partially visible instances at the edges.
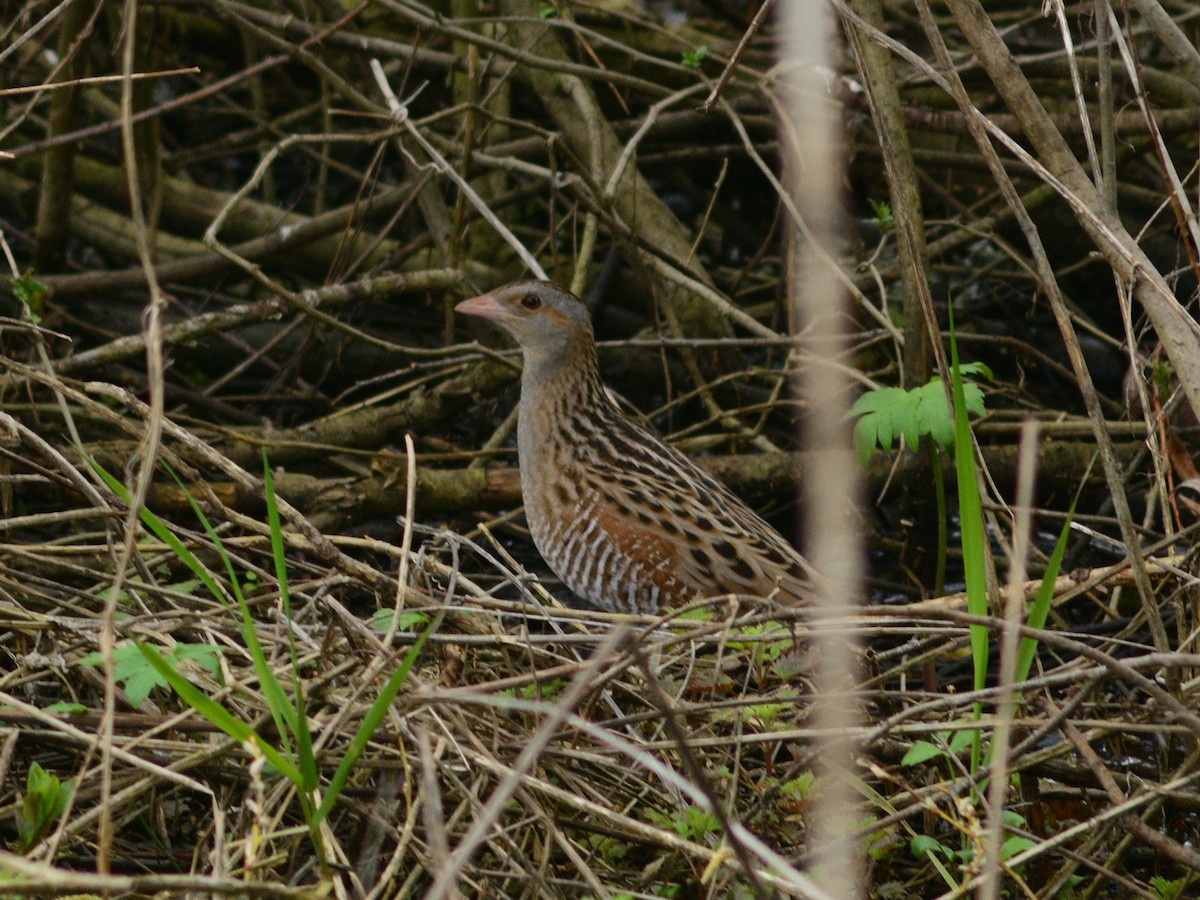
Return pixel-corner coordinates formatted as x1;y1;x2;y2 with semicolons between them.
517;333;608;464
519;333;604;407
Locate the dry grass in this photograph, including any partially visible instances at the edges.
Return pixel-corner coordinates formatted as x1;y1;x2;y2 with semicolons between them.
1;0;1199;897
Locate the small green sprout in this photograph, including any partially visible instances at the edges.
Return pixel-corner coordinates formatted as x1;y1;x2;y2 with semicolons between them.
681;45;707;68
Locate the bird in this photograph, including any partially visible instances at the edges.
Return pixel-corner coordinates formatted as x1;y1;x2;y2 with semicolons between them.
456;280;812;614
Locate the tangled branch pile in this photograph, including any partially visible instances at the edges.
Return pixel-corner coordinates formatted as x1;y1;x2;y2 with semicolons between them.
1;1;1198;897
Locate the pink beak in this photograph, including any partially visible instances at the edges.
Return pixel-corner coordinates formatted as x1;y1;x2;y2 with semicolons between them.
455;292;505;320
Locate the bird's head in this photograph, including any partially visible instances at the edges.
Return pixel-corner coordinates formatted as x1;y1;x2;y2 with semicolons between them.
456;280;594;373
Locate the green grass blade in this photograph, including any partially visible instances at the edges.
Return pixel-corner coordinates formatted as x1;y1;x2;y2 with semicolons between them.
162;464;302;764
1014;458;1093;684
263;453;294;630
133;640;303;785
947;303;989;774
929;442;948;596
314;610;443;826
92;454;303;773
88;460;228;610
947;304;989;693
262;451;317;793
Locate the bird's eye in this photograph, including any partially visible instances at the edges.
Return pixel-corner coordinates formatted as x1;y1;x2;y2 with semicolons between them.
520;294;542;310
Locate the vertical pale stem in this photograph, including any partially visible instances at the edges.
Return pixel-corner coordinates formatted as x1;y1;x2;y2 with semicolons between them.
780;3;864;894
980;421;1038;899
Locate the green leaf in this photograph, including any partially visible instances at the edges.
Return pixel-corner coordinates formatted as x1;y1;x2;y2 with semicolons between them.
369;608;429;632
726;621;789;666
1001;809;1026;828
588;835;630;862
852;416;879;466
129;457;303;774
909;834;951;858
952;381;986;420
780;772;815;800
45;701;87;715
81;644;162;708
681;45;707;68
868;198;893;231
523;679;567;701
901;740;943;767
17;762;70;851
748;702;786;727
10;272;47;322
849;387;907;463
172;642;222;678
849;363;990;464
538;3;556;16
957;361;993;381
165;577;205;597
948;729;975;753
683;806;721;839
909;379;986;449
82;642;222;709
1150;875;1186;900
1000;835;1036;859
914;381;954;448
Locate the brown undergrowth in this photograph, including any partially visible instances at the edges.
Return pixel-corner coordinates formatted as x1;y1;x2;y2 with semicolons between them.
1;0;1199;897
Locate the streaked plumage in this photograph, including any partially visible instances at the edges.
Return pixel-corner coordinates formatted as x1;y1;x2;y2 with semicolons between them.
456;280;811;613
